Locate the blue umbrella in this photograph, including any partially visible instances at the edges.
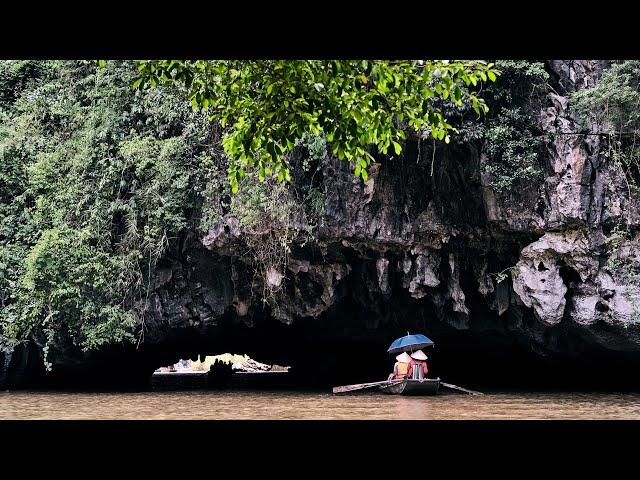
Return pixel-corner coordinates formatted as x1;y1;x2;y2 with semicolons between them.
387;333;434;354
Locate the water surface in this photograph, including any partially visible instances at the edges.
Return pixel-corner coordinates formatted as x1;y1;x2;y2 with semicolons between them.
2;390;640;419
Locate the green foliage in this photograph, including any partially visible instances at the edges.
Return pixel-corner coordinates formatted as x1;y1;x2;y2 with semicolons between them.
570;60;640;198
134;60;499;191
483;107;545;193
477;61;549;193
196;154;227;233
18;226;136;352
299;132;327;161
571;61;640;132
0;60;217;357
0;60;56;110
303;186;325;215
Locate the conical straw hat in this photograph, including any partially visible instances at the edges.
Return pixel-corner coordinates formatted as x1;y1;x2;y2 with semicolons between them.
395;352;412;363
410;350;428;360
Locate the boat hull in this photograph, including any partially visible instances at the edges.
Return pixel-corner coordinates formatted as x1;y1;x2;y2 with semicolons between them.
379;378;440;395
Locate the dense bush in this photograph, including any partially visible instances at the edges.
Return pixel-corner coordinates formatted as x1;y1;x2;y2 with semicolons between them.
0;61;218;360
0;61;329;361
479;61;549;194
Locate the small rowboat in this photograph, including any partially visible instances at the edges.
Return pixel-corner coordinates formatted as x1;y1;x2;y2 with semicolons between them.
379;378;440;396
332;377;481;396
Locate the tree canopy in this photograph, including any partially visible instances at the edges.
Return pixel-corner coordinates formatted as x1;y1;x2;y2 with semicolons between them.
134;60;499;192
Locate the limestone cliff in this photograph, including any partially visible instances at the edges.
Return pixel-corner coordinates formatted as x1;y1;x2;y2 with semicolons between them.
3;60;640;389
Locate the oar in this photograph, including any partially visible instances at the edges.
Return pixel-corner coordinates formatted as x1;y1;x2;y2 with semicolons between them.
333;380;403;394
441;381;483;396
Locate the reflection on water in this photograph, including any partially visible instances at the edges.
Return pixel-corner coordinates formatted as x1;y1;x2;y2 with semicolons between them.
2;390;640;419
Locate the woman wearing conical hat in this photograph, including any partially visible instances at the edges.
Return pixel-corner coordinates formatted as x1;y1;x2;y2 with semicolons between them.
406;350;429;380
388;352;412;381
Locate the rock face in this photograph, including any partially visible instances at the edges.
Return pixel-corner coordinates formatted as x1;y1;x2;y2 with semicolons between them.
4;59;640;389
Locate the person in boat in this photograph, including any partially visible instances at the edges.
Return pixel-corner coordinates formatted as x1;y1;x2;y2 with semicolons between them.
406;350;429;379
388;352;412;381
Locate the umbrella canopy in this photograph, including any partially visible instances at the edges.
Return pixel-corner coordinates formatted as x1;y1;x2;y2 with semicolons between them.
387;333;434;354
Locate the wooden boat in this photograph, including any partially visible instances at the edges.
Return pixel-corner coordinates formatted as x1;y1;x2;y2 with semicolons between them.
333;377;482;396
152;370;293;390
379;377;440;396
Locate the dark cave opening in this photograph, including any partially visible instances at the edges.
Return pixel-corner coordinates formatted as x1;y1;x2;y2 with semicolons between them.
559;263;582;288
133;322;640;392
7;244;640;393
11;307;640;393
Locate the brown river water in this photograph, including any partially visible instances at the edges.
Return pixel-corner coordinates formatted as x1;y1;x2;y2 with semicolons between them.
2;390;640;419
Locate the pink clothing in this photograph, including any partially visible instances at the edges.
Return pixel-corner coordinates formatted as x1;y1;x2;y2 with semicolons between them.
406;359;428;378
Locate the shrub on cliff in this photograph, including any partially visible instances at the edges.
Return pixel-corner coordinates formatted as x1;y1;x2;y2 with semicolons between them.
571;60;640;197
479;61;549;194
0;61;219;361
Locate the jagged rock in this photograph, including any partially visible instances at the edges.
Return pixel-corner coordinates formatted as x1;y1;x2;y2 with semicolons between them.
232;358;272;372
511;228;640;329
266;267;283;288
513;256;567;325
376;257;391;295
234;299;249;317
201;217;241;250
519;230;598;281
511;231;592;325
473;257;494;297
405;250;441;299
446;254;470;318
492;281;511;316
288;258;310;274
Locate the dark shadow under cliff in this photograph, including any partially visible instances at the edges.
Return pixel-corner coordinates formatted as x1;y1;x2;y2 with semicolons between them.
9;272;640;392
